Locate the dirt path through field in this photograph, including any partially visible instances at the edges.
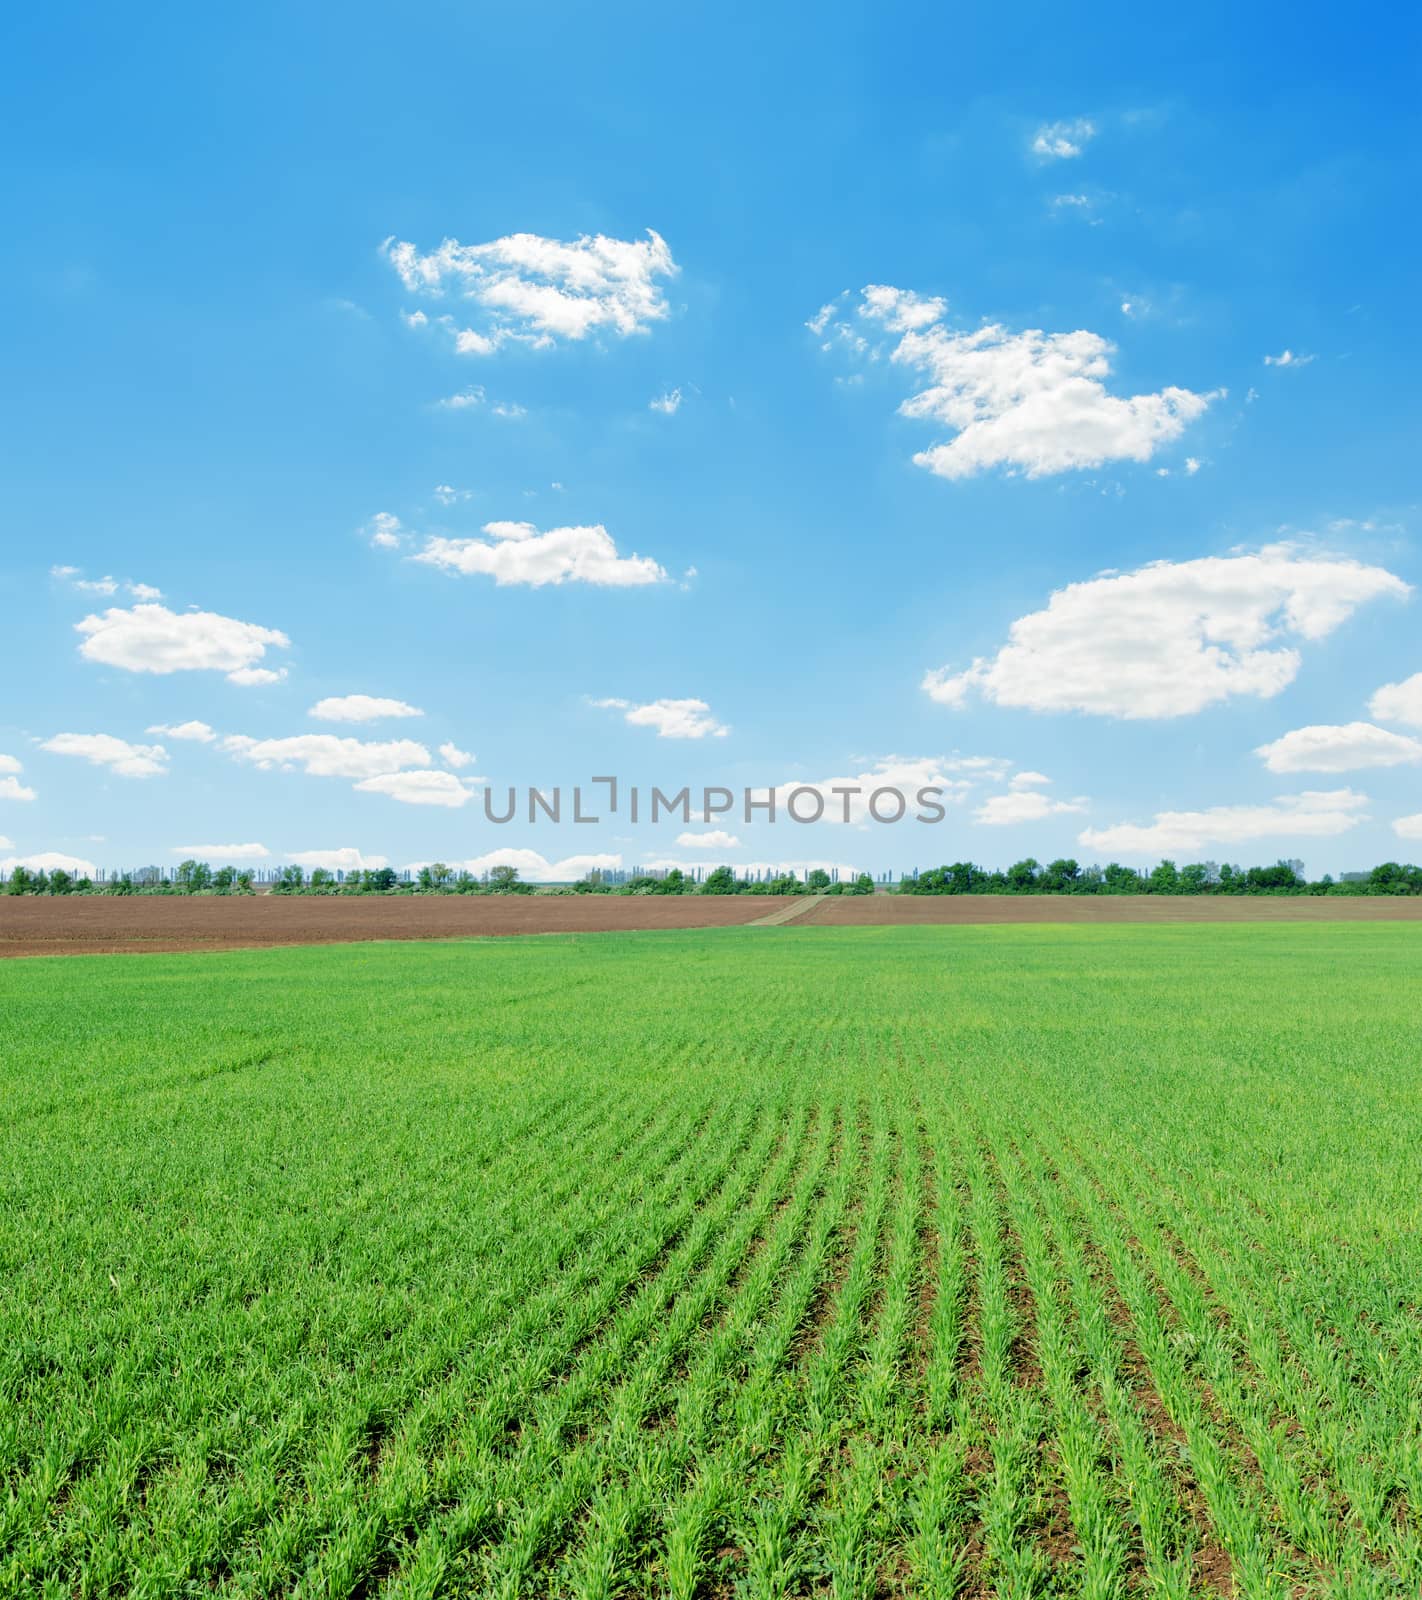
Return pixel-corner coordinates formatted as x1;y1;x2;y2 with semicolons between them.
749;893;829;926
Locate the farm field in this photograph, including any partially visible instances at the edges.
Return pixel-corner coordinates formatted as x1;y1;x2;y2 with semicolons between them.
803;894;1422;927
4;924;1422;1597
6;891;1422;959
0;893;800;959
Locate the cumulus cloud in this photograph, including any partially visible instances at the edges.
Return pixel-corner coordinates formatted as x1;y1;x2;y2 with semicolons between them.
594;696;729;739
288;847;390;872
1080;789;1369;856
649;387;683;415
676;829;742;849
1255;722;1422;774
226;667;287;687
443;848;624;882
1263;349;1315;368
433;484;472;506
354;770;476;807
975;788;1088;825
1369;672;1422;728
1;851;98;877
51;566;162;599
170;842;270;860
439;742;475;768
0;755;22;774
1394;814;1422;841
41;732;168;779
924;544;1409;719
1032;117;1096;159
828;287;1217;479
364;512;406;550
310;694;424;723
75;603;290;682
383;228;677;352
772;754;1011;825
147;720;216;742
0;776;37;802
413;521;668;588
222;734;430;779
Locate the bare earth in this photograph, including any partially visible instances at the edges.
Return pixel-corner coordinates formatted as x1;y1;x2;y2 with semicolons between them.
801;893;1422;926
0;895;800;958
4;891;1421;958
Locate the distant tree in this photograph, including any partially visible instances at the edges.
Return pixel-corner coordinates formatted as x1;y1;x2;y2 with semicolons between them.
275;865;305;893
701;865;739;895
1006;858;1041;892
234;869;255;894
1148;859;1180;895
1041;858;1081;893
48;868;74;895
487;864;521;892
5;866;34;895
806;868;831;892
309;867;335;891
31;871;50;895
212;865;237;892
1102;862;1142;894
107;872;134;896
1179;862;1211;893
366;866;399;893
175;858;213;893
853;872;874;895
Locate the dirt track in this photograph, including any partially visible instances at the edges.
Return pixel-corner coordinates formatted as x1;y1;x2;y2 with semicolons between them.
4;891;1421;959
0;895;798;958
801;894;1422;926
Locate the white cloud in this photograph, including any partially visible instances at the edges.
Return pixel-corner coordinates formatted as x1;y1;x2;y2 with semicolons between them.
433;484;472;505
1032;117;1097;159
842;288;1216;479
288;847;390;872
51;567;162;599
491;402;527;419
676;829;742;849
75;603;290;682
0;776;37;802
924;544;1410;719
226;666;287;687
0;835;10;850
1;851;98;877
1184;457;1201;475
1394;814;1422;842
437;387;486;410
1255;722;1422;774
649;387;683;415
147;720;216;742
365;511;406;549
447;848;624;882
0;754;22;773
1369;672;1422;728
975;790;1088;825
772;754;1010;826
223;734;430;779
170;842;270;860
1080;789;1368;856
41;732;168;779
1009;770;1051;789
309;694;424;723
383;228;677;352
414;521;668;588
1263;349;1315;368
594;696;728;739
354;770;475;807
439;741;475;768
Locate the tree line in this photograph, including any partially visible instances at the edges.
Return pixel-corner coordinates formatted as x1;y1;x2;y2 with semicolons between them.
5;857;1422;897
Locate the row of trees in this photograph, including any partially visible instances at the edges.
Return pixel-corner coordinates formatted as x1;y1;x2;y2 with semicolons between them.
900;858;1422;895
8;857;1422;897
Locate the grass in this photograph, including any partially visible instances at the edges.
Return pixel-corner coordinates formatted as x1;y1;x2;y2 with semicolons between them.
2;922;1421;1598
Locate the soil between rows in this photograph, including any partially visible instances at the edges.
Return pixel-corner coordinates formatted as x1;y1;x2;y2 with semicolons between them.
3;890;1420;958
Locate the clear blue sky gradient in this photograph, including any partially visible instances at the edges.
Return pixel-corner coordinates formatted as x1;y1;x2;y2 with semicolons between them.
2;1;1419;876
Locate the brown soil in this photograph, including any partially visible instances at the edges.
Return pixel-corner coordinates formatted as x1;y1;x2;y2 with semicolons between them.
801;893;1422;926
0;894;798;959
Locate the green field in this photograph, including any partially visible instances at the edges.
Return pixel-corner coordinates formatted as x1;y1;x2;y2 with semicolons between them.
4;925;1421;1598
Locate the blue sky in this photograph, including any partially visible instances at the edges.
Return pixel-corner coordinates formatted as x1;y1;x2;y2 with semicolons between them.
3;0;1421;880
